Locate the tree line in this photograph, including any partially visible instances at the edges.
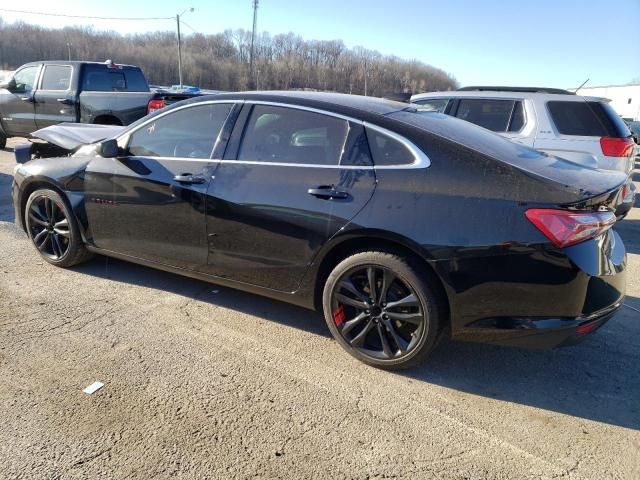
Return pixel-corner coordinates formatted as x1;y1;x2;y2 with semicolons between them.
0;18;458;95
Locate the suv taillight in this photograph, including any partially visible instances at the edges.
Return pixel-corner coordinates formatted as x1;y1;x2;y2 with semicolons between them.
525;209;616;248
600;136;634;157
147;99;165;114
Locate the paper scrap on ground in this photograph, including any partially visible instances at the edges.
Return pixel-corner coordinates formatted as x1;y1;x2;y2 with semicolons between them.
83;381;104;395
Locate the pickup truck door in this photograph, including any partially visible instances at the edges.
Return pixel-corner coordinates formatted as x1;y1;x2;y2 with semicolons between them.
0;64;41;136
34;64;77;129
84;101;235;271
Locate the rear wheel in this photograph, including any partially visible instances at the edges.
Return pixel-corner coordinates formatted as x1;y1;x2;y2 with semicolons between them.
25;189;93;267
322;251;443;370
0;132;7;149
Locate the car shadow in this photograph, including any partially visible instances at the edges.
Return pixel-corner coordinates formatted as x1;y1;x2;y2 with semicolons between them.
614;219;640;254
71;256;331;338
71;255;640;430
402;295;640;430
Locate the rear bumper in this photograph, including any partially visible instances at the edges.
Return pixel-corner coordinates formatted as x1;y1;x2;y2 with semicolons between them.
457;302;623;349
437;229;626;350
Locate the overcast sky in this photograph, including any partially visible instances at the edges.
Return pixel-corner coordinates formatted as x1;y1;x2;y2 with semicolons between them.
1;0;639;88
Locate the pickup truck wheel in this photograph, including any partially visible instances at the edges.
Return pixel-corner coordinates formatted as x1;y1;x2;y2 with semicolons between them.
25;189;93;267
0;133;7;149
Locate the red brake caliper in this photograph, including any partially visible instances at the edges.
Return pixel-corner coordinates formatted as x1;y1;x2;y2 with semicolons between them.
333;305;346;327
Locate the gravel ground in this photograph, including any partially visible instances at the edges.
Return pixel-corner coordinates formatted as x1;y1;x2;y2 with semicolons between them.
0;138;639;479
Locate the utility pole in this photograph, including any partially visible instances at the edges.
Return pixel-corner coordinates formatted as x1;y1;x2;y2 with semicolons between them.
176;7;194;89
363;58;368;96
250;0;259;89
66;42;72;61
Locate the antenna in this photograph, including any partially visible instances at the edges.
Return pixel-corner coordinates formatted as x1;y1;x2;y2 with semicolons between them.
574;78;590;93
250;0;259;89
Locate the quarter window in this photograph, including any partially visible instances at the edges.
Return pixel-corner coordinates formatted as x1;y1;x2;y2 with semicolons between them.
127;103;233;158
238;105;349;165
41;65;72;91
454;98;525;132
365;127;415;166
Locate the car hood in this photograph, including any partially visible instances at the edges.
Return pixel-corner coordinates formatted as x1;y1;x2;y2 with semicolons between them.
31;123;126;150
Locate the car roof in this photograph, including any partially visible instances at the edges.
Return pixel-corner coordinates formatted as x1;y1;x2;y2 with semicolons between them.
21;60;139;69
411;90;607;103
187;91;412;117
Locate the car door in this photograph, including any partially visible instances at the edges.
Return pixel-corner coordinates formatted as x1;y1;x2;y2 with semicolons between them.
34;64;76;129
0;64;41;136
84;101;236;270
203;103;377;292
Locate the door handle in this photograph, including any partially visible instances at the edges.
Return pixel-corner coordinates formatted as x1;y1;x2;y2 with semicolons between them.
173;174;206;184
57;98;73;105
20;96;34;102
307;186;349;200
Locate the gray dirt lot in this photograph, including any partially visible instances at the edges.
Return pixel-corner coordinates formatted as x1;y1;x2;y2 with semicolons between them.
0;137;639;479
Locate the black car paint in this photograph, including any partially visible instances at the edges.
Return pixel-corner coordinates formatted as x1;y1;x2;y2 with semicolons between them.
12;92;628;349
0;61;202;138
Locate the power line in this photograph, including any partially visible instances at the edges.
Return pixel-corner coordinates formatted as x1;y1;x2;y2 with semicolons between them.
0;8;173;21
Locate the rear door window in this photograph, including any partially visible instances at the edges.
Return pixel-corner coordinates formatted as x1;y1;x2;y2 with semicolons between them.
238;105;349;165
40;65;72;91
454;98;524;132
547;101;630;137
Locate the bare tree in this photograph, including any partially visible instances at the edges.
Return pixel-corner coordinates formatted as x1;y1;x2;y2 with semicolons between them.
0;19;458;94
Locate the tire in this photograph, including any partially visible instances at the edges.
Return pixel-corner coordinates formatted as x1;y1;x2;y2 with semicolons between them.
25;189;93;267
0;132;6;149
322;251;444;370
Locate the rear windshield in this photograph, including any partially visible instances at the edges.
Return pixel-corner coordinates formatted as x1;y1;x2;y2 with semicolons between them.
81;65;149;92
547;100;630;138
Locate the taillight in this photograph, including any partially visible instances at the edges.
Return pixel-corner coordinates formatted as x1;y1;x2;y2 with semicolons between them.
600;136;634;157
525;209;616;248
147;99;165;114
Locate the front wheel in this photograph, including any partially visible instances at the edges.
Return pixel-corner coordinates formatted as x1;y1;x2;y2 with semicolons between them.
322;251;444;370
25;189;93;267
0;132;7;149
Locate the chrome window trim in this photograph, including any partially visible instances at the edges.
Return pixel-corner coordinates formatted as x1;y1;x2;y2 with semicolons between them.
119;98;431;169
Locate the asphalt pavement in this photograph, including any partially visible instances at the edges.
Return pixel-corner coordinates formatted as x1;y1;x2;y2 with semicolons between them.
0;138;639;479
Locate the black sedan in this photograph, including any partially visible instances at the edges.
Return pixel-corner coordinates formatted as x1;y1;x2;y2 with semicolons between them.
12;92;627;369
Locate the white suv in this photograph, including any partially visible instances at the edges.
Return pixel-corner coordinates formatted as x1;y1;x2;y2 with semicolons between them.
411;87;636;218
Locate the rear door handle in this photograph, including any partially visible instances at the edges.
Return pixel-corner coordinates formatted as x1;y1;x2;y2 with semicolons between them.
20;96;34;102
57;98;73;105
307;186;349;199
174;174;206;184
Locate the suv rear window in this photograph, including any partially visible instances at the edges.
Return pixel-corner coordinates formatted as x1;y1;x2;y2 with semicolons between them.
547;101;630;137
454;98;525;132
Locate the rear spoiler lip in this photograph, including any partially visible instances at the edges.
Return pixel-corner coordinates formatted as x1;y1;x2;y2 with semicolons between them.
560;178;628;212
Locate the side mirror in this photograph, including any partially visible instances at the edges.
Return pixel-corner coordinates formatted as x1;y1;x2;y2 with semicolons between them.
99;139;120;158
0;78;16;90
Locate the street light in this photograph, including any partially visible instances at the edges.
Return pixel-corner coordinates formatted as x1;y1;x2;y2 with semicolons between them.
176;7;194;89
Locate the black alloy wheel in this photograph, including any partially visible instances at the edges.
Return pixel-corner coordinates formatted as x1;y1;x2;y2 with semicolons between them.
323;251;443;369
27;196;71;260
25;189;92;267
